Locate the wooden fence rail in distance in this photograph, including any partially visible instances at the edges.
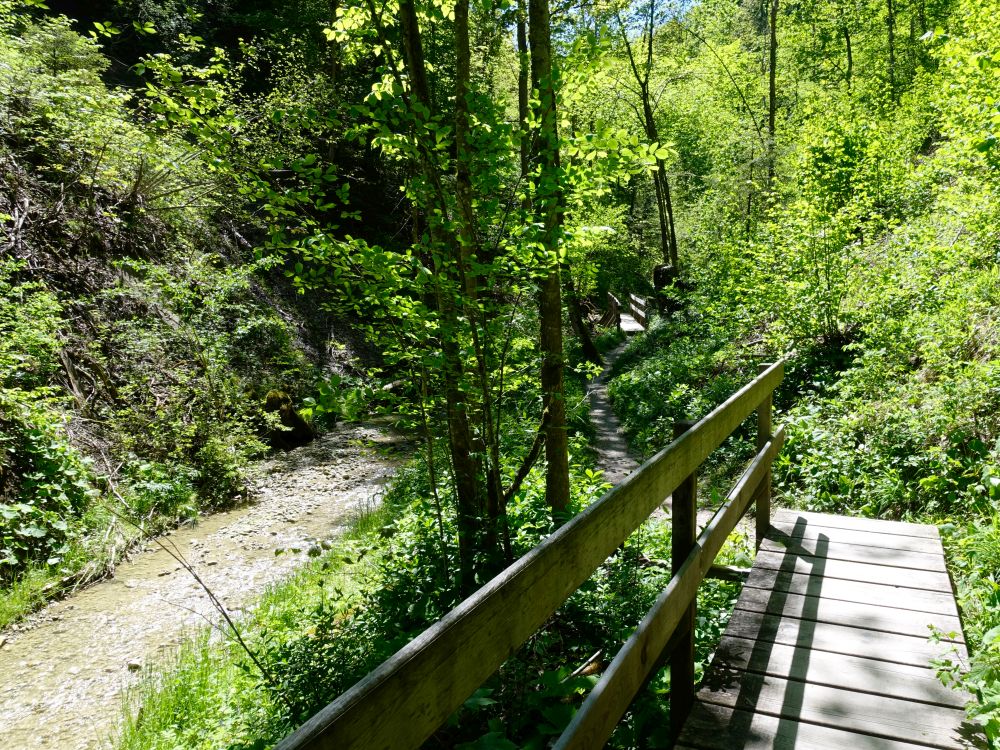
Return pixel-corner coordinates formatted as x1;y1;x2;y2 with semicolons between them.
275;361;786;750
628;293;648;328
599;292;622;330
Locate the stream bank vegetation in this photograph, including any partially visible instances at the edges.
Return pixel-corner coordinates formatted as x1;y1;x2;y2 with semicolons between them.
1;0;1000;745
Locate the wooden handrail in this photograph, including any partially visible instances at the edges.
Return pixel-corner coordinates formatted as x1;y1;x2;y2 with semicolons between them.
275;361;786;750
598;292;621;330
628;293;648;327
554;425;786;748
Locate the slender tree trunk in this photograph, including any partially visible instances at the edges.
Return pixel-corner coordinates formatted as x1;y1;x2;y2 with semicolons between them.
886;0;897;101
663;170;678;266
454;0;504;564
619;6;680;269
528;0;570;517
417;366;449;581
517;0;530;179
326;0;342;163
746;143;754;239
767;0;778;186
843;23;853;91
399;0;483;592
643;87;673;265
652;167;671;265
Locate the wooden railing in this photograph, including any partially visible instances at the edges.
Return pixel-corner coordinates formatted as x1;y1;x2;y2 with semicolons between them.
599;291;622;330
628;293;648;328
275;362;786;750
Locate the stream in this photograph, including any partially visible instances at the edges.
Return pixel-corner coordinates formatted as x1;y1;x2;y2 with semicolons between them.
0;421;407;750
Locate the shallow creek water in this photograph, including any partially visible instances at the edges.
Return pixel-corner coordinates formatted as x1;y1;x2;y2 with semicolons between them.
0;421;406;750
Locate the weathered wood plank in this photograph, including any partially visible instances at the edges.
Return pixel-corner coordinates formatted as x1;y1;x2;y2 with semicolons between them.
708;636;966;707
744;565;959;616
774;509;938;539
723;607;962;667
620;312;644;333
734;585;964;640
276;363;786;750
752;548;954;592
696;670;971;748
676;702;955;750
680;512;976;749
760;536;948;572
771;518;943;555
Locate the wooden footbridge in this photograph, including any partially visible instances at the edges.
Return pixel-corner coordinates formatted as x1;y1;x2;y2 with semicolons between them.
276;362;977;749
602;291;648;334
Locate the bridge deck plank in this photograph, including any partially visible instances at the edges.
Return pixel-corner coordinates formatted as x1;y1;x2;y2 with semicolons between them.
619;312;644;333
677;509;979;749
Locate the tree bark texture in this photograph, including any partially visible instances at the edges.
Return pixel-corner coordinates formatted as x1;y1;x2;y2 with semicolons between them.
454;0;506;566
528;0;570;516
843;22;853;91
517;0;530;179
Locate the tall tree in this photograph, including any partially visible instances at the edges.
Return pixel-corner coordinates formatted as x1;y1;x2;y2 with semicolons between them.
616;1;680;268
768;0;778;185
886;0;897;100
529;0;571;516
397;0;486;591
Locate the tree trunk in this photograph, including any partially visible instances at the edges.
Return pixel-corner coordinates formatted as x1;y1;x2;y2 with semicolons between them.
843;23;853;91
663;169;678;266
517;0;530;179
528;0;570;518
619;5;680;269
652;166;672;265
399;0;483;592
644;90;673;266
886;0;897;101
326;0;342;163
455;0;505;567
767;0;778;185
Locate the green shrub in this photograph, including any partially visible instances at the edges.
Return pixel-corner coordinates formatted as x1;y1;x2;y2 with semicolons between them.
121;460;198;522
939;518;1000;743
0;390;96;580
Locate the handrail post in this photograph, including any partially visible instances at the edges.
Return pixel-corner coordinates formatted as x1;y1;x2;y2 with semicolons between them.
755;363;773;550
608;291;622;331
669;419;697;744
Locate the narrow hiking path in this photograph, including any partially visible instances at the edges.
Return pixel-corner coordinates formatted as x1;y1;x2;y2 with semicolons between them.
587;340;641;486
588;339;738;529
0;421;407;750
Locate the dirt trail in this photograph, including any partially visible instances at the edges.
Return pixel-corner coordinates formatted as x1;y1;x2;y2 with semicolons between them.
0;421;406;750
587;340;641;486
588;341;725;528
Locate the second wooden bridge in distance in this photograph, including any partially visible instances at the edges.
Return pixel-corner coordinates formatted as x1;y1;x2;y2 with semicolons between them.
275;361;978;749
602;291;648;334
